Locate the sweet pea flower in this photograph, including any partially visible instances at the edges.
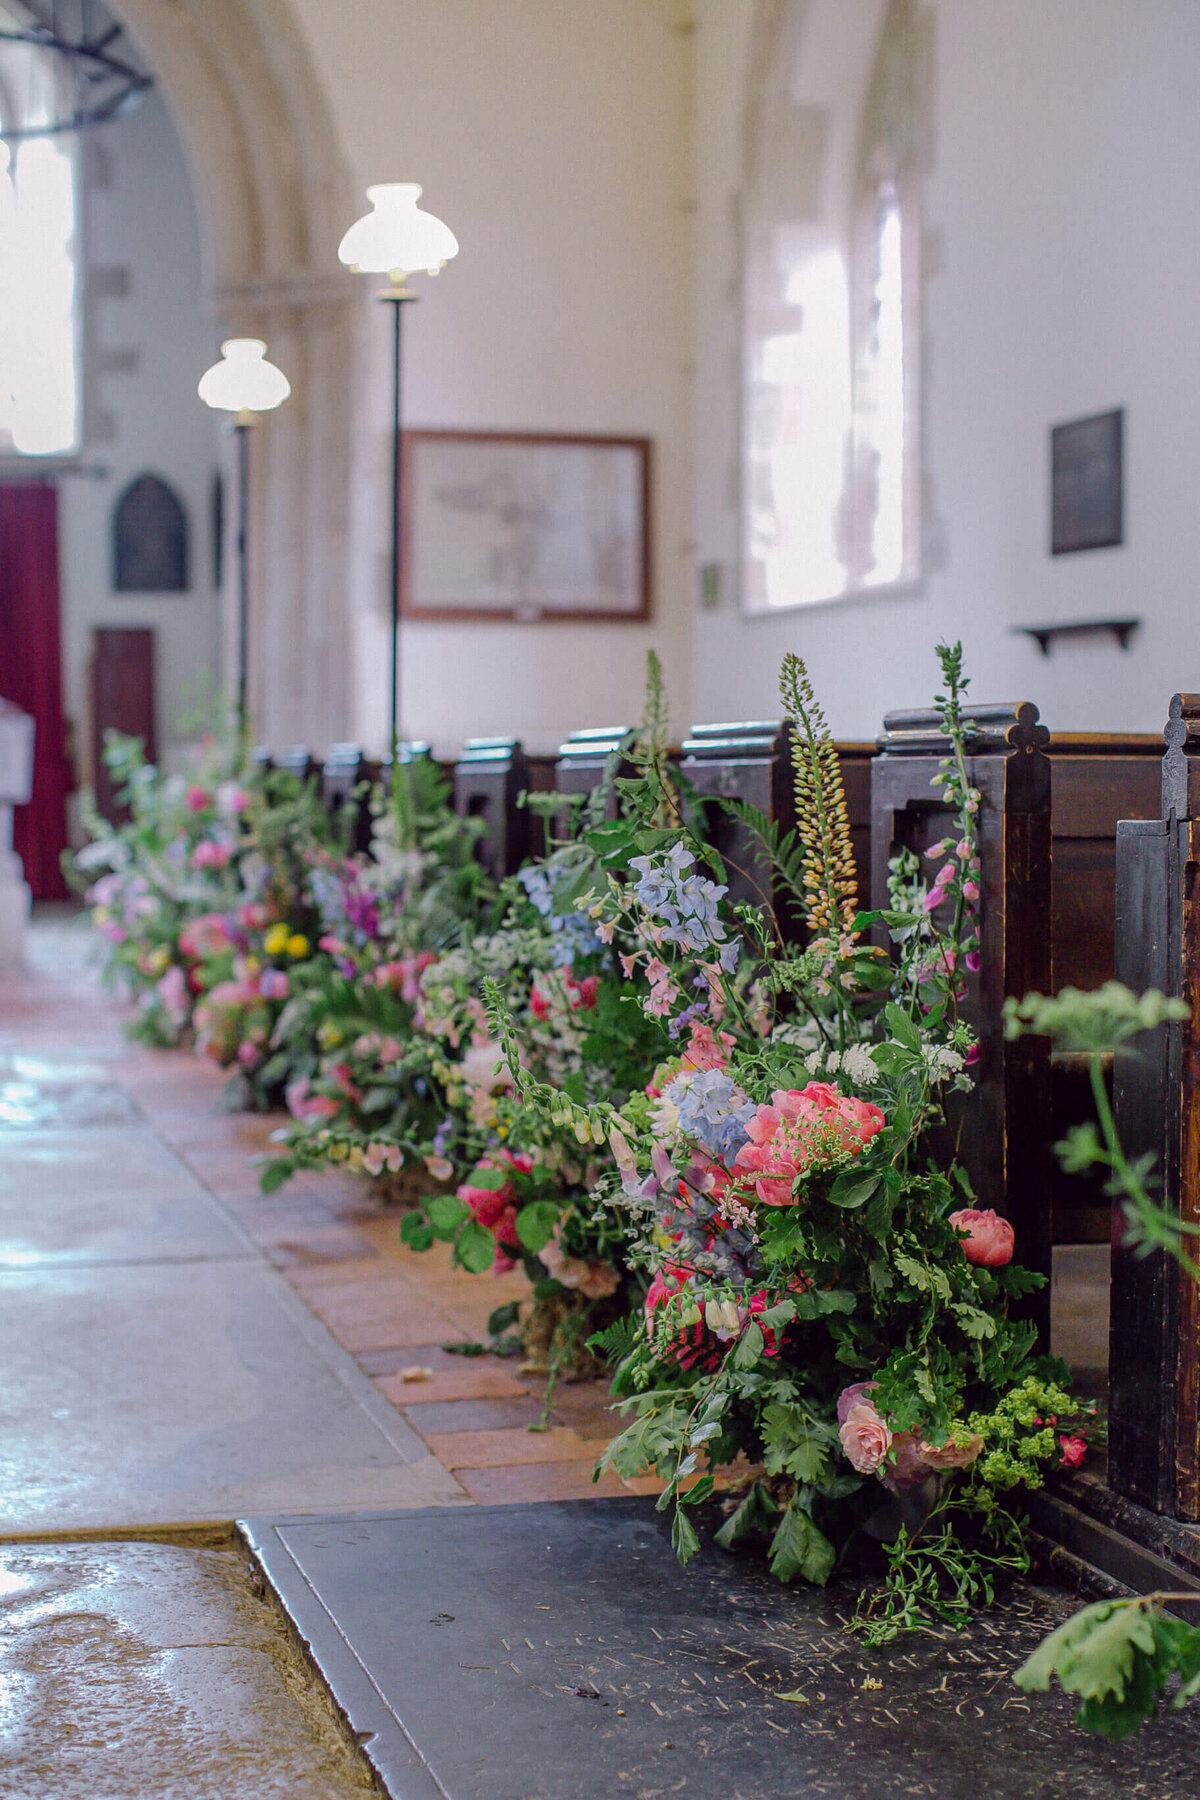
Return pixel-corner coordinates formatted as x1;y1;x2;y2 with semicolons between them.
948;1207;1015;1266
186;785;212;813
1059;1435;1088;1469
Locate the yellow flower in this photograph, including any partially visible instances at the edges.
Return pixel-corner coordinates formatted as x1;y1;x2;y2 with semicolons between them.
147;946;169;975
263;923;290;956
286;934;309;959
244;956;260;976
93;905;109;925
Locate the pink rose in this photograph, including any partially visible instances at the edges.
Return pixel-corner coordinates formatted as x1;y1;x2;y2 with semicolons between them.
839;1401;893;1475
948;1207;1015;1267
186;785;212;813
1059;1435;1087;1469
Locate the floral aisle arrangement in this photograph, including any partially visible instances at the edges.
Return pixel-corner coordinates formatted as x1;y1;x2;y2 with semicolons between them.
70;733;256;1045
264;672;684;1376
485;645;1096;1639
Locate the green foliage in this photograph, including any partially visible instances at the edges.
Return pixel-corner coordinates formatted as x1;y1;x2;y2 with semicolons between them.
1016;1597;1200;1739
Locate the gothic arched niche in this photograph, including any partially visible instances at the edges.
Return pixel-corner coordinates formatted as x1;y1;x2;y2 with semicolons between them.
113;472;188;592
741;0;932;613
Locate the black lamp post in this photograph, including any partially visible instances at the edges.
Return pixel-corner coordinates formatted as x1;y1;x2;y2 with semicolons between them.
198;338;292;737
337;184;459;759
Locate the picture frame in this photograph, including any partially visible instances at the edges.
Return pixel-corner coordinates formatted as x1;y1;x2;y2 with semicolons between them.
1050;408;1123;556
402;430;651;622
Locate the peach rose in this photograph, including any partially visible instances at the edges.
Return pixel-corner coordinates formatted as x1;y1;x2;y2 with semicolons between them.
948;1207;1015;1267
839;1400;893;1475
919;1431;984;1472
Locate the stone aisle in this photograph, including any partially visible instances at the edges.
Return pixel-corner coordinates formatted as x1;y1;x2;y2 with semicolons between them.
0;910;637;1797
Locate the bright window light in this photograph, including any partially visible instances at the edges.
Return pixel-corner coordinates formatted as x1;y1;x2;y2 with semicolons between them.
0;118;81;456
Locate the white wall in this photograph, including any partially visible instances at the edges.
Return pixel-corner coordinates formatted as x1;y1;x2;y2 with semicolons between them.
289;0;696;756
60;87;223;782
692;0;1200;739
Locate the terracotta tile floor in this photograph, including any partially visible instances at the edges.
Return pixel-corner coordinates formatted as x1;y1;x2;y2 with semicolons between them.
148;1109;652;1500
110;1025;645;1506
1;911;672;1511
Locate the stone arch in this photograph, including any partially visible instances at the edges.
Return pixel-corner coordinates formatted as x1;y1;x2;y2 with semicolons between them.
103;0;358;749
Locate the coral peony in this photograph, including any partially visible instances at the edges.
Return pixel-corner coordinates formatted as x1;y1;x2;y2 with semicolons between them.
733;1083;885;1206
948;1207;1015;1267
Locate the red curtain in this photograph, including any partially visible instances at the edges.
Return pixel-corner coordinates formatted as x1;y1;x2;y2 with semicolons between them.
0;484;70;899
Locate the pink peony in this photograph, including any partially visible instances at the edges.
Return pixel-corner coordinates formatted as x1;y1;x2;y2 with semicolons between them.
733;1083;885;1206
1059;1435;1088;1470
839;1401;893;1475
179;912;234;960
192;840;232;871
948;1207;1015;1267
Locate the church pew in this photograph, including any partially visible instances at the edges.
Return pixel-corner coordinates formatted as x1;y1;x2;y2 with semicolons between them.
871;703;1054;1339
1110;697;1200;1519
452;737;532;880
1046;736;1164;1242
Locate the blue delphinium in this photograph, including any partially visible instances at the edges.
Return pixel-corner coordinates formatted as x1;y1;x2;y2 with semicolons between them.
518;864;604;967
628;844;739;967
664;1067;756;1165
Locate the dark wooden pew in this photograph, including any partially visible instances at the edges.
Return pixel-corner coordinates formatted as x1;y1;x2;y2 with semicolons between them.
453;737;531;880
272;745;316;784
1111;697;1200;1519
871;703;1054;1337
1046;736;1164;1242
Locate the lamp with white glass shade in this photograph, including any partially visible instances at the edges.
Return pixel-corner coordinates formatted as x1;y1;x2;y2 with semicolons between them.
338;184;459;759
197;339;292;733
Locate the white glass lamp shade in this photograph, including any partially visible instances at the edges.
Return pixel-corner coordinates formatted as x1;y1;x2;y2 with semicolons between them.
197;339;291;415
337;183;459;278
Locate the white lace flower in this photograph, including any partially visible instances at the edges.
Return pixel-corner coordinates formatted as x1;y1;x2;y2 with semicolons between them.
841;1044;881;1086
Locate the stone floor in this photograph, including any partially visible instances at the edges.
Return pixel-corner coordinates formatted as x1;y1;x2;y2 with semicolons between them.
0;1533;380;1800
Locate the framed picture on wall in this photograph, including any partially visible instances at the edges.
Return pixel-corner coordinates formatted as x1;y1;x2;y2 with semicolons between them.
402;430;651;622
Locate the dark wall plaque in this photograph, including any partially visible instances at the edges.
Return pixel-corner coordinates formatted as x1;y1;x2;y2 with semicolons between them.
1051;408;1123;555
113;472;188;592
